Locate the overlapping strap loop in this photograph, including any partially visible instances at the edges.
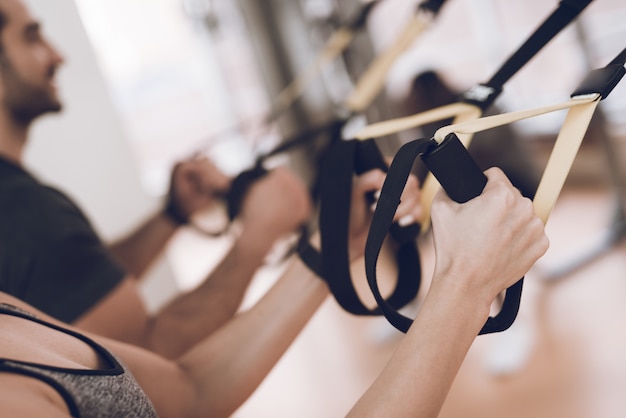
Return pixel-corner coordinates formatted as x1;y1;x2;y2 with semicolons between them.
299;138;422;315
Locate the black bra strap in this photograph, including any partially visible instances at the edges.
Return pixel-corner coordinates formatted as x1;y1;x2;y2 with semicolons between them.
0;362;82;417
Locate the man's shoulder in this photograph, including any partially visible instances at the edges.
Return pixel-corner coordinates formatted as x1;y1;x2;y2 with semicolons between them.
0;169;89;235
0;166;78;210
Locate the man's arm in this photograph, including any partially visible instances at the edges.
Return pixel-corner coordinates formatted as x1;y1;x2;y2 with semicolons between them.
0;168;547;418
106;166;426;417
97;168;546;418
76;166;313;358
1;166;423;418
108;158;230;278
107;212;178;279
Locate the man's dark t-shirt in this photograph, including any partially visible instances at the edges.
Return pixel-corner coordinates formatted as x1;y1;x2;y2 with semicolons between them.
0;156;126;322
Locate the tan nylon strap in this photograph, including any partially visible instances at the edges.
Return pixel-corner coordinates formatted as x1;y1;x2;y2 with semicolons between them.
430;93;601;225
271;28;355;117
353;102;480;139
433;94;599;143
353;101;483;229
271;8;436;120
532;97;600;222
344;9;435;113
351;93;600;231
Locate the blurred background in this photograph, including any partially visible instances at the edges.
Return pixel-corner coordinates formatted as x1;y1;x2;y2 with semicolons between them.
24;0;626;416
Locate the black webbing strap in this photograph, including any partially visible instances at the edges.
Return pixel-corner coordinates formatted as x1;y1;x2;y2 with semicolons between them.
462;0;593;111
345;0;382;30
365;139;432;329
571;47;626;99
365;134;523;333
226;0;453;221
221;0;444;311
225;120;345;221
304;139;421;315
295;138;422;314
419;0;447;14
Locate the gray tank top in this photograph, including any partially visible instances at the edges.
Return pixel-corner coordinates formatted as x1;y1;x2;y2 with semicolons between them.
0;303;159;417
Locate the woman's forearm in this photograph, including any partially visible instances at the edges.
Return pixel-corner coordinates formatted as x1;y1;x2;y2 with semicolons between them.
108;212;177;279
175;257;329;417
347;275;491;418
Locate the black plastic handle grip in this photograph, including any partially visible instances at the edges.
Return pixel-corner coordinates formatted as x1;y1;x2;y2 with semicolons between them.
421;133;487;201
422;133;524;334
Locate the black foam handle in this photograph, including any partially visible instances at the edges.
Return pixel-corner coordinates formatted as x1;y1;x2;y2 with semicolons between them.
421;133;524;335
421;133;487;201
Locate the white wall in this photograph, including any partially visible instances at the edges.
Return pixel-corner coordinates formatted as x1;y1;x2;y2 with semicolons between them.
22;0;178;310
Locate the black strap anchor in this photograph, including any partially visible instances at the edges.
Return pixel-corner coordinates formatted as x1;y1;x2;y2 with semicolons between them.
298;138;422;315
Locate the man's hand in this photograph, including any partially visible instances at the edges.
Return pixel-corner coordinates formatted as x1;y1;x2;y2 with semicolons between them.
166;158;231;223
238;166;312;246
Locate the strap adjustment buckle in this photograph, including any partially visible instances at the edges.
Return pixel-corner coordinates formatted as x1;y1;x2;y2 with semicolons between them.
571;64;626;100
461;84;503;111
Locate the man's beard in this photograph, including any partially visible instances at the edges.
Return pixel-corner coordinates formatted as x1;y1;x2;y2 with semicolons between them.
1;59;63;125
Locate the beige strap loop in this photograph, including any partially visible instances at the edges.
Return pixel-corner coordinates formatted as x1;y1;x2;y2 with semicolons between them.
433;94;599;143
353;102;480;140
533;97;600;222
352;92;601;232
345;10;435;113
427;93;601;226
353;101;484;229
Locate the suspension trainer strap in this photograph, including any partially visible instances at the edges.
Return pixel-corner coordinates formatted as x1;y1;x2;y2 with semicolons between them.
353;102;480;140
292;0;448;314
345;0;447;113
302;139;421;315
365;48;625;334
474;0;594;105
226;120;345;222
226;0;449;224
268;1;383;122
364;138;433;327
354;0;594;139
354;0;593;231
